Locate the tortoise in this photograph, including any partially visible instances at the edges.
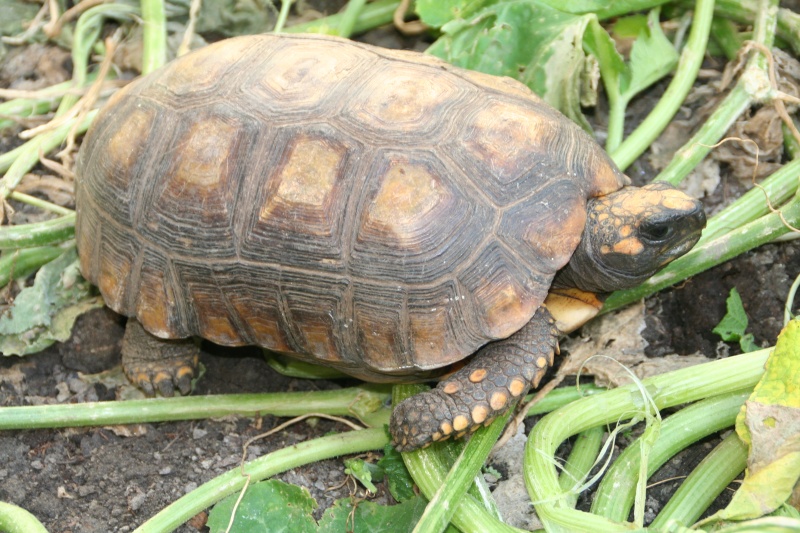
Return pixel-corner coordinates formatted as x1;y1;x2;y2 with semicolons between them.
75;33;706;451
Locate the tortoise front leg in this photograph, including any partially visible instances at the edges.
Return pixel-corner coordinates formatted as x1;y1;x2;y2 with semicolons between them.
121;319;199;396
390;307;559;451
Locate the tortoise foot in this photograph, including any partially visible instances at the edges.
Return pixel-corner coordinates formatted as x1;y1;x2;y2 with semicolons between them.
390;307;559;451
122;319;199;396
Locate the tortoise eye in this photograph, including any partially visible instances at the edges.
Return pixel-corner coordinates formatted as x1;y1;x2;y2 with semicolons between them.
640;222;672;242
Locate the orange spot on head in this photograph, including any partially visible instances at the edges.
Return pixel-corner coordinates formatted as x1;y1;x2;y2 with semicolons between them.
612;237;645;255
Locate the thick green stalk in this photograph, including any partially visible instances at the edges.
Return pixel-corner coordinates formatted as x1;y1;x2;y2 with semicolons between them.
0;99;58;132
9;192;73;216
655;81;752;185
0;388;390;430
651;431;747;529
0;214;76;249
525;349;769;531
337;0;369;38
705;0;800;55
412;409;511;533
0;246;65;287
698;157;800;244
526;384;606;416
610;0;715;171
558;426;605;508
273;0;292;32
286;0;399;35
0;502;49;533
657;0;779;186
604;197;800;312
0;111;96;198
134;428;388;533
65;4;136;114
393;384;525;533
140;0;167;74
591;390;750;522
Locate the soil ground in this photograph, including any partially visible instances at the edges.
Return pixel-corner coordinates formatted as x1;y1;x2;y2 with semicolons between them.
1;4;800;533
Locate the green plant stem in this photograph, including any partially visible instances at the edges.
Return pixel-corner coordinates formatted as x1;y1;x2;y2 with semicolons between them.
66;4;136;114
610;0;715;171
784;122;800;159
0;98;58;132
604;196;800;312
704;0;800;55
412;408;511;533
0;214;76;250
657;0;779;186
698;157;800;244
140;0;167;74
8;192;73;216
0;246;65;287
273;0;292;32
711;17;745;60
785;273;800;324
0;502;49;533
134;427;388;533
558;426;605;508
651;431;747;529
286;0;399;35
525;349;769;531
0;111;96;199
526;383;606;416
0;388;389;430
337;0;369;37
654;82;752;185
393;384;525;533
591;390;750;522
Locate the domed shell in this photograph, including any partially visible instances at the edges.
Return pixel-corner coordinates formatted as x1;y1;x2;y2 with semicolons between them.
76;34;626;380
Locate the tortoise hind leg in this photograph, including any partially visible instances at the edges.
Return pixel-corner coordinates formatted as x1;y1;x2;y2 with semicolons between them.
390;307;559;451
121;319;199;396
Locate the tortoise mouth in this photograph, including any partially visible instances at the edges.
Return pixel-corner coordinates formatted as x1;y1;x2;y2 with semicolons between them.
655;224;704;266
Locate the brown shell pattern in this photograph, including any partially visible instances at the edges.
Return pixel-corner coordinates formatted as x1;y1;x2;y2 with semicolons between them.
76;34;626;380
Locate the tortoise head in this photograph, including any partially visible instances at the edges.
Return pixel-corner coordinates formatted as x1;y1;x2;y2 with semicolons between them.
554;182;706;295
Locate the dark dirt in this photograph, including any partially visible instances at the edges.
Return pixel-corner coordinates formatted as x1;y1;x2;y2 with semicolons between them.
2;5;800;533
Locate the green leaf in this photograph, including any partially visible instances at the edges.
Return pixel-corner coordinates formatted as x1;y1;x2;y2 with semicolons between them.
703;320;800;524
612;14;648;39
621;8;679;102
713;287;758;352
415;0;497;28
318;496;431;533
191;0;277;37
0;0;42;37
378;444;416;502
344;458;384;494
0;246;102;355
207;480;317;533
427;0;598;131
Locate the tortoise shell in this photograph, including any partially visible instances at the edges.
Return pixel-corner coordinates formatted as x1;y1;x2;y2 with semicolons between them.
76;33;627;381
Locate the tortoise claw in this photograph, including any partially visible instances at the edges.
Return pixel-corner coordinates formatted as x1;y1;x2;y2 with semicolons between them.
122;320;199;397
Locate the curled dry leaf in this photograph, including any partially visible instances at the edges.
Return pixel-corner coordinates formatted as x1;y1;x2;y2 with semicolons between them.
558;302;709;388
